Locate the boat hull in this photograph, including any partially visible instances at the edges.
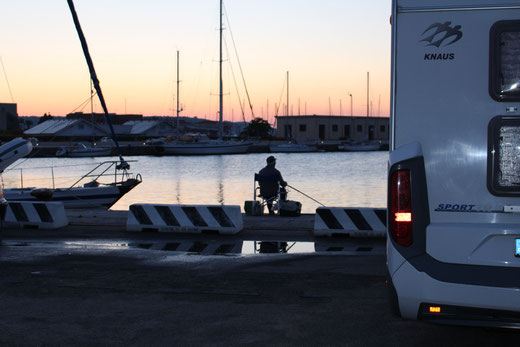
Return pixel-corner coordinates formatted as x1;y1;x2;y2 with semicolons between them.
4;179;141;209
157;142;251;155
338;143;381;151
56;146;113;157
269;144;317;153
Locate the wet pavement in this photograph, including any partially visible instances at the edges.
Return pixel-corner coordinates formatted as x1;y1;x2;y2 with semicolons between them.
0;217;518;345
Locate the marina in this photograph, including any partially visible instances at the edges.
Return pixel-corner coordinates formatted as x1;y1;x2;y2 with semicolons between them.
3;0;518;341
20;140;388;157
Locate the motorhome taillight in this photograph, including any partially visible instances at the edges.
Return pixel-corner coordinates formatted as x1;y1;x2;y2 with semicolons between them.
390;170;413;247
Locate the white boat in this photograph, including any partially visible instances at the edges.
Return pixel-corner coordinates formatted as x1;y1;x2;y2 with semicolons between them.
4;160;142;209
338;141;381;151
159;140;251;155
56;143;113;157
157;133;251;155
270;143;318;153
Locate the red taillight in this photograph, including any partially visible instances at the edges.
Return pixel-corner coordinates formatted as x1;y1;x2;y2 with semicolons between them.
390;170;413;247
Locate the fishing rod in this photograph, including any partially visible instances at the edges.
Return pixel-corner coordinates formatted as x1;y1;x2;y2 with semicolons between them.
286;185;325;207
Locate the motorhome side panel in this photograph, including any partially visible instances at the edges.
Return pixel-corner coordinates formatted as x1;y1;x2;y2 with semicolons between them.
388;1;520;324
394;6;520;261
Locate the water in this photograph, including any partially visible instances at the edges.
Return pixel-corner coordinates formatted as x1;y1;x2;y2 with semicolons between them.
2;152;388;213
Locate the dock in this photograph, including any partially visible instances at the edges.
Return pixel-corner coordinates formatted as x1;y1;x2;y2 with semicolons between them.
27;141;372;158
0;208;386;256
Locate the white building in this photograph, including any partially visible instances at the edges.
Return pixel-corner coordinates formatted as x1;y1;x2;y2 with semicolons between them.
24;119;109;139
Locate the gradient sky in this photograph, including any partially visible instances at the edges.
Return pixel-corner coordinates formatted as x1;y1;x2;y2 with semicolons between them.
0;0;391;123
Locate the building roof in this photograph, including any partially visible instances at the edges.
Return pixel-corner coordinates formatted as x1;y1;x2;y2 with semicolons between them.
24;119;109;136
122;120;175;135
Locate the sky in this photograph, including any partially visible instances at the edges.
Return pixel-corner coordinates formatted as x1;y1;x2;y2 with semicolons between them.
0;0;391;123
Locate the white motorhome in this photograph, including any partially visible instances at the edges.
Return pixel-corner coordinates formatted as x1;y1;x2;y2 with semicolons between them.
388;0;520;327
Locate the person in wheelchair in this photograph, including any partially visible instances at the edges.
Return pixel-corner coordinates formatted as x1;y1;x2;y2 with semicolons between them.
258;156;287;215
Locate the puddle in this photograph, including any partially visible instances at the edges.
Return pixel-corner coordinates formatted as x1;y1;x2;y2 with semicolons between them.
63;241;130;250
131;240;384;255
2;239;385;256
242;241;315;254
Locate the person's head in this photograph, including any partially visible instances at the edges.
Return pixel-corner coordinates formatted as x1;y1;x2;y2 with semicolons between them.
266;156;276;167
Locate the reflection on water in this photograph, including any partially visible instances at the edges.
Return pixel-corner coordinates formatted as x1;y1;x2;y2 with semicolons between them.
3;239;385;256
242;241;315;254
2;152;388;213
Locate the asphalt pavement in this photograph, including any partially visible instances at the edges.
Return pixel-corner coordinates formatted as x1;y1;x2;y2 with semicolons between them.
0;225;518;346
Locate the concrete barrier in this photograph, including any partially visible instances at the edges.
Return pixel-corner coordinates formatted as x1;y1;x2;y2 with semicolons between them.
127;204;243;234
4;201;69;229
314;207;387;237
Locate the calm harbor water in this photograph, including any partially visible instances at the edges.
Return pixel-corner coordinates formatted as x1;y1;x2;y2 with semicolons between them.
3;152;388;213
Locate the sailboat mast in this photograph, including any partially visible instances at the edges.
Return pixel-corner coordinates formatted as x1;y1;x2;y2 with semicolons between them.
286;71;289;116
367;71;369;117
219;0;224;139
366;71;370;141
176;50;180;138
67;0;126;165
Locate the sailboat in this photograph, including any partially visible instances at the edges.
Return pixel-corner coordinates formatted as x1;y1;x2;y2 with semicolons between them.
338;71;381;152
158;1;252;155
269;71;317;153
57;80;114;157
8;0;143;208
56;143;113;157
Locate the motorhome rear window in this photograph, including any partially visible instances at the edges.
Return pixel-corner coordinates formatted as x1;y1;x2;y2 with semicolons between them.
488;116;520;196
490;21;520;101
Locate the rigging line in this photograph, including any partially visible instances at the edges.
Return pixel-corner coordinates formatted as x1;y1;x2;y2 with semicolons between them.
0;55;15;103
69;91;98;114
223;3;255;120
275;74;287;116
223;38;246;122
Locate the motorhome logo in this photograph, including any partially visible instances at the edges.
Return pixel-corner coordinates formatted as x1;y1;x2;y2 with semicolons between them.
420;21;462;61
420;22;463;47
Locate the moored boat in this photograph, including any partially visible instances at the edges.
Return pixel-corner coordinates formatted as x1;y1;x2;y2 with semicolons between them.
270;143;318;153
338;140;381;152
4;160;141;209
158;140;251;155
155;133;251;155
156;3;251;156
56;143;113;157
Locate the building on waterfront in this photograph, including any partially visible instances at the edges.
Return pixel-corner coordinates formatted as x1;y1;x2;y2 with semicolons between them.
66;112;143;125
275;115;389;142
19;116;40;131
24;119;177;141
112;120;177;140
0;103;20;132
24;115;248;142
24;119;110;140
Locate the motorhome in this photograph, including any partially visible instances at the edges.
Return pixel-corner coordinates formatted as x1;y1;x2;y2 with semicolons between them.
388;0;520;327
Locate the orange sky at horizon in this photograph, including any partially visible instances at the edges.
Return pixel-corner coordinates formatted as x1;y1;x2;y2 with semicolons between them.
0;0;391;123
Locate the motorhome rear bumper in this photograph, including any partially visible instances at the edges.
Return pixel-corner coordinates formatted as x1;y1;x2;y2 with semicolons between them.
393;259;520;325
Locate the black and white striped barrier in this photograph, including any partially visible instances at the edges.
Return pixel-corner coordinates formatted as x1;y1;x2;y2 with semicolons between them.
314;207;387;237
127;204;243;234
4;201;69;229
